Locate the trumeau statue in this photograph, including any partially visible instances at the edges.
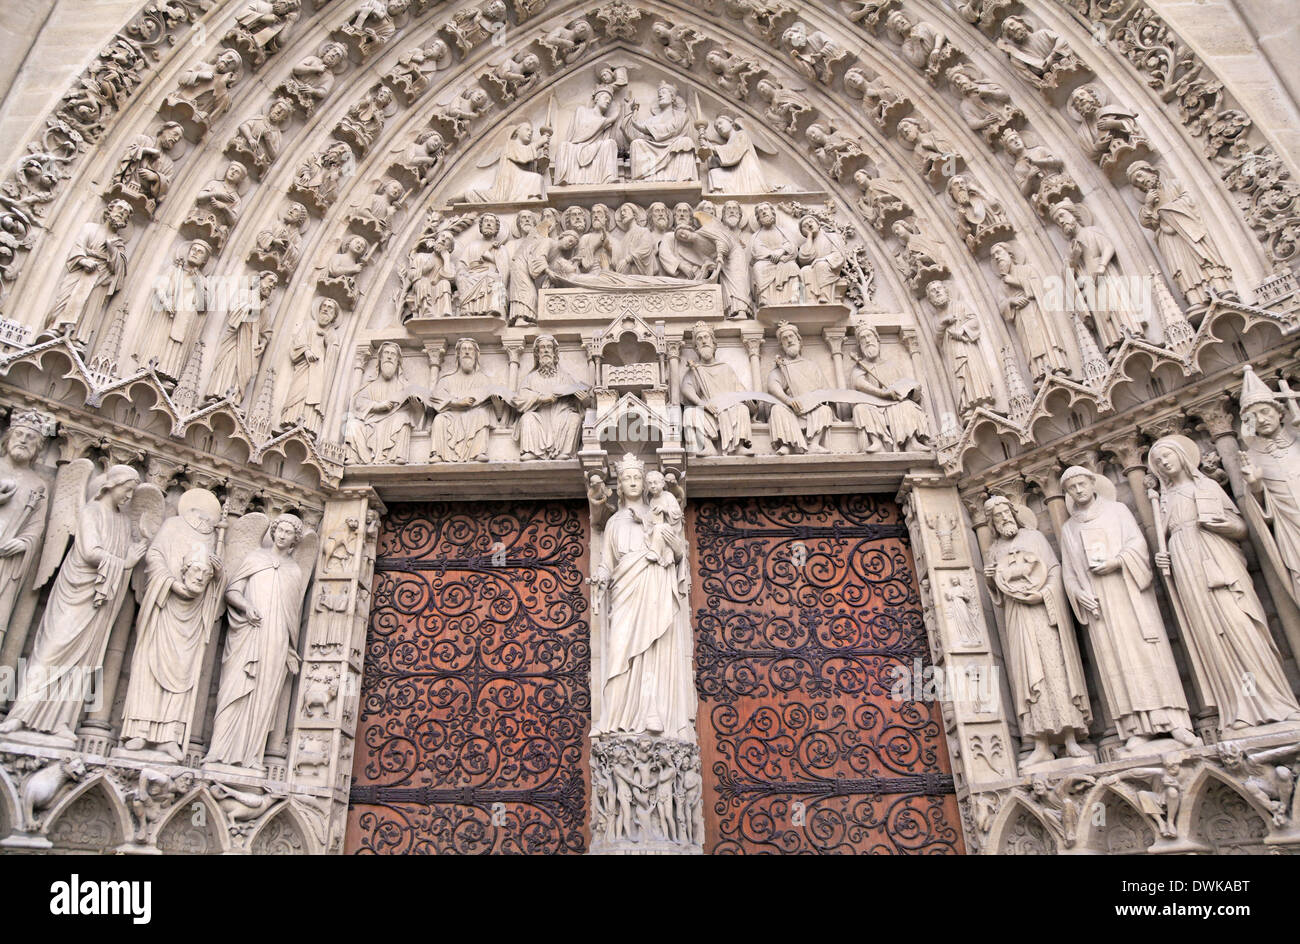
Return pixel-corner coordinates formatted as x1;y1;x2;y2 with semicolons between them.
345;341;422;464
0;411;51;643
848;322;932;453
623;81;698;183
1127;161;1235;309
1148;434;1300;732
429;338;505;462
119;488;225;761
592;454;695;742
682;321;756;457
206;513;317;771
208;269;276;404
514;334;590;460
281;296;342;435
1239;367;1300;609
0;463;162;743
1058;467;1198;754
44;200;131;346
983;494;1092;768
767;320;835;455
148;239;213;381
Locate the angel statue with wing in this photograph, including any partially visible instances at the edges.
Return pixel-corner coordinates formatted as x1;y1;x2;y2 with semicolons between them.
0;463;162;743
466;121;552;203
205;512;317;770
119;488;226;761
704;115;778;193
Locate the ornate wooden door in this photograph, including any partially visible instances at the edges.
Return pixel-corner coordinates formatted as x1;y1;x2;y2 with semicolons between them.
345;501;591;854
691;495;964;854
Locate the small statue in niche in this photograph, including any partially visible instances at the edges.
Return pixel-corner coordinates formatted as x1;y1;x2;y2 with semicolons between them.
148;238;213;381
428;338;507;463
431;85;493;142
442;0;509;55
705;48;765;98
292;141;355;214
453;213;508;317
338;0;410;60
1050;199;1149;352
250;201;308;276
225;0;301;68
890;218;948;291
483;50;543;102
843;0;899;31
281;296;343;436
622;81;698;183
681;321;756;457
853;169;912;233
755;77;814;134
390;129;446;186
43;199;131;346
162;49;245;132
885;10;960;84
336;84;396;154
0;410;51;644
848;322;933;452
1148;434;1300;732
781;20;846;85
227;97;293;175
322;516;359;575
467;122;551;203
109;121;184;215
537;19;595;68
1126;161;1235;309
843;67;909;130
119;488;224;760
946;174;1013;252
925;280;996;418
983;494;1092;768
750;202;800;306
767;320;836;455
182;160;247;248
997;15;1086;91
990;241;1070;381
276;41;348;116
999;128;1079;213
1100;758;1184;840
345;341;423;464
208;269;277;404
804;122;868;181
0;464;161;742
795;214;846;304
1067;85;1150;172
896;116;962;184
347;179;406;248
384;38;452;102
316;234;372;308
514;333;591;460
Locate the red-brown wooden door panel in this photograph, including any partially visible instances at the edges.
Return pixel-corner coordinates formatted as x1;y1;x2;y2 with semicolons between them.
691;494;965;854
346;501;591;854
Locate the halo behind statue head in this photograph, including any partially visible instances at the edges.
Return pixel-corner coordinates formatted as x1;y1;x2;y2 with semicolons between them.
1147;434;1202;481
178;488;221;528
1060;466;1116;512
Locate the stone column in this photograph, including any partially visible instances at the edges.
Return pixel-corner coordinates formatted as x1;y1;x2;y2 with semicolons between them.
823;327;847;389
666;336;683;405
742;332;764;389
899;474;1017;805
287;488;383;853
1102;432;1157;537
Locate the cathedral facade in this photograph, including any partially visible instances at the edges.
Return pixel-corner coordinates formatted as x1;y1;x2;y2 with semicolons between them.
0;0;1298;854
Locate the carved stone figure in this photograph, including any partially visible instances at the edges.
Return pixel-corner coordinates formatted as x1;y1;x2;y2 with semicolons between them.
983;495;1092;767
442;0;508;55
538;19;595;68
781;21;846;85
347;179;405;247
205;513;316;770
705;49;765;98
990;241;1070;381
796;214;845;303
591;454;695;741
454;213;508;316
277;41;348;115
554;85;621;186
1000;128;1078;212
705;116;773;193
886;10;960;83
849;323;932;452
896;116;961;183
1050;199;1147;351
162;50;244;131
398;229;455;321
1148;434;1300;731
345;341;421;464
292;142;354;213
390;129;446;187
228;98;292;175
0;411;50;647
209;270;276;403
1058;467;1197;753
44;200;131;345
514;334;590;460
751;202;800;306
651;21;704;68
755;77;813;134
1127;161;1234;309
250;201;308;276
119;489;224;760
926;281;995;417
1067;85;1149;171
281;297;342;435
689;201;752;319
148;239;212;381
317;234;371;308
468;122;551;203
385;38;451;102
682;321;755;456
1100;758;1183;840
767;320;835;454
337;84;396;155
1239;367;1300;610
110;122;184;215
997;15;1084;91
948;64;1023;144
890;218;948;290
226;0;300;67
183;160;247;247
432;85;493;141
0;464;160;742
339;0;409;59
623;81;698;183
805;122;867;181
429;338;504;462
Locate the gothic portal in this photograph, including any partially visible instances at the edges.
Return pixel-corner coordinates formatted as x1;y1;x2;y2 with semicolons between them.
1;0;1300;855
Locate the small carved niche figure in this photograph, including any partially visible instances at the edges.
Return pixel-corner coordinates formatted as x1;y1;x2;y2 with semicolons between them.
843;67;909;130
119;488;224;761
1058;466;1198;754
43;199;131;346
1050;199;1149;352
1126;161;1235;309
182;160;247;248
385;37;452;102
292;141;355;214
1067;85;1150;172
162;49;245;132
996;15;1085;91
345;341;422;465
767;320;836;455
755;77;814;134
705;48;765;98
925;280;995;418
1148;434;1300;732
947;63;1023;144
1099;757;1183;840
681;321;756;457
208;269;277;404
999;128;1079;213
989;241;1071;382
886;9;960;84
1;464;161;743
896;116;962;184
109;122;184;215
337;84;397;155
281;296;343;436
147;238;213;382
276;41;348;116
781;20;846;85
946;174;1013;252
982;494;1092;768
225;0;301;68
390;129;446;187
0;410;51;647
250;201;308;276
338;0;410;59
227;97;293;175
538;19;595;68
483;51;543;102
513;333;590;460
